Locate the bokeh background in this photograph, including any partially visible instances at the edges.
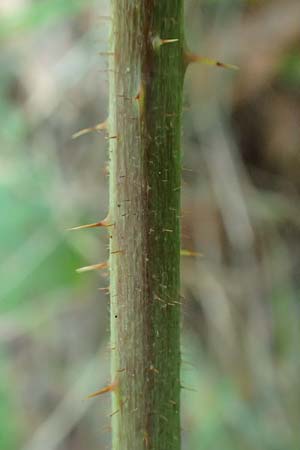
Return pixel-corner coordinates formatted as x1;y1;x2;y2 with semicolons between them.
1;0;300;449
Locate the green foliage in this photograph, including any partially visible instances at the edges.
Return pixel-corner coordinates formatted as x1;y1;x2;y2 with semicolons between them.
0;175;85;314
0;0;86;41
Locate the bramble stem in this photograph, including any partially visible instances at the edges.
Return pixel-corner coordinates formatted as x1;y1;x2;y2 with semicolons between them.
108;2;184;449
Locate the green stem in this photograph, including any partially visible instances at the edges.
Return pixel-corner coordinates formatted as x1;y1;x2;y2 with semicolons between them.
108;2;185;449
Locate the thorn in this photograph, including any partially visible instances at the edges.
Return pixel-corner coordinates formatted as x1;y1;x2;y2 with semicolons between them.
180;249;202;257
72;120;107;139
110;249;124;255
152;35;179;51
105;135;118;140
161;38;179;45
184;52;239;70
98;286;110;294
148;365;159;374
87;381;117;399
109;408;120;417
182;166;199;173
180;384;197;392
67;219;113;231
154;295;164;304
171;300;182;306
181;357;196;366
160;415;168;423
76;262;108;273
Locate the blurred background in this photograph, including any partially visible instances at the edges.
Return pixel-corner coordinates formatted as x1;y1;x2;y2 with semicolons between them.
1;0;300;449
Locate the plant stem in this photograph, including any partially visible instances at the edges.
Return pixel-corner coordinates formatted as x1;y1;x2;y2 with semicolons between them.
108;2;185;450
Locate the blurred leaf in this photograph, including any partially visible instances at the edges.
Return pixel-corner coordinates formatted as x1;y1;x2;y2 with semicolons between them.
0;0;87;41
0;181;84;313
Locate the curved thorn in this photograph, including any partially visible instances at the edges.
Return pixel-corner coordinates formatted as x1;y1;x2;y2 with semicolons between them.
72;120;107;140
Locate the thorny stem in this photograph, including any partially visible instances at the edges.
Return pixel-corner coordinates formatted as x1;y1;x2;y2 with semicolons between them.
108;2;184;450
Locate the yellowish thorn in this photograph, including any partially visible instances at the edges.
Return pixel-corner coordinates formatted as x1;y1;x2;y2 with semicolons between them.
185;52;239;71
87;382;117;399
76;262;108;273
161;38;179;45
72;120;107;139
67;220;113;231
152;35;179;51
